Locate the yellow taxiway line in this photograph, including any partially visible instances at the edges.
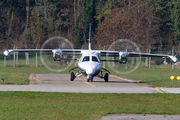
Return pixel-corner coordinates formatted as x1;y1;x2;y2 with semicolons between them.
155;88;168;93
77;78;168;92
77;77;96;87
160;88;169;93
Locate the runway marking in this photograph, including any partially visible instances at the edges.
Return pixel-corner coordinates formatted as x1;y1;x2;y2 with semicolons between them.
77;77;96;87
155;88;163;93
161;88;169;93
155;88;168;93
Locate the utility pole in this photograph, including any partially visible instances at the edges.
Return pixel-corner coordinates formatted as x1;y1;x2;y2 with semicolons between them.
126;46;128;69
13;45;15;67
4;56;6;67
103;45;105;68
149;46;151;68
172;46;174;69
36;45;38;67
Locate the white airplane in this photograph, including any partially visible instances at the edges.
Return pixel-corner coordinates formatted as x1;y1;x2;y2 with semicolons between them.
3;24;178;82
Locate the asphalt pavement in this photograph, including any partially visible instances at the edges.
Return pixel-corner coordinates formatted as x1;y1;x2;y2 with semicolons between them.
0;74;179;93
0;73;159;93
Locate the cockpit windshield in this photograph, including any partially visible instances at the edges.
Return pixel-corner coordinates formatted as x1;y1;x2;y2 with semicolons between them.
82;56;90;62
81;56;99;62
92;56;99;62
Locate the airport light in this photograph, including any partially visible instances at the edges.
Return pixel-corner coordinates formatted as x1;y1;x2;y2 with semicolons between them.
170;76;175;81
177;76;180;81
1;79;4;84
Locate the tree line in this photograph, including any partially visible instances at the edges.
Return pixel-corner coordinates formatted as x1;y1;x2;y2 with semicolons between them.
0;0;180;51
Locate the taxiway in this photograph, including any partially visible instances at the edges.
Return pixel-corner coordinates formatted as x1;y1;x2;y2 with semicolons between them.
0;73;177;93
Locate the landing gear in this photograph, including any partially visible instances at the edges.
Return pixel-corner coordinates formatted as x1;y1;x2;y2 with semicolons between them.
104;73;108;82
69;67;79;81
70;72;75;81
87;79;93;82
87;74;94;82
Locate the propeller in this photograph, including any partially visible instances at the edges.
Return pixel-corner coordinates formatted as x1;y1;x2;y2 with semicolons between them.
40;37;75;72
106;39;141;74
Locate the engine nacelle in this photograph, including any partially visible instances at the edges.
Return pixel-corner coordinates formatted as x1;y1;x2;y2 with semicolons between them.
119;52;128;64
52;50;62;61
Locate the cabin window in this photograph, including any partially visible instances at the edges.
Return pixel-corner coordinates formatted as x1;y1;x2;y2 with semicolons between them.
92;56;99;62
82;56;90;62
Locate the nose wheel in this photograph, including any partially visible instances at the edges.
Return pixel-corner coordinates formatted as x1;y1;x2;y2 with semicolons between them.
87;74;94;82
87;79;93;82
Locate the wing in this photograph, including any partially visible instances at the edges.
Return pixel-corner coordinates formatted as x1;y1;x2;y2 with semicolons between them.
3;49;82;55
3;49;82;61
100;50;178;63
3;49;178;63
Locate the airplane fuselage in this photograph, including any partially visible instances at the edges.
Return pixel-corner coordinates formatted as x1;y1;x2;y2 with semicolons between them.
78;50;102;80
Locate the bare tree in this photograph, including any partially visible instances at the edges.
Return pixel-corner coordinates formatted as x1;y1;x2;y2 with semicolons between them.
44;0;48;22
94;0;158;51
26;0;29;31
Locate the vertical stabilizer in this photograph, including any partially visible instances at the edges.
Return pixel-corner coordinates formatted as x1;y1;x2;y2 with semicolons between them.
89;23;91;50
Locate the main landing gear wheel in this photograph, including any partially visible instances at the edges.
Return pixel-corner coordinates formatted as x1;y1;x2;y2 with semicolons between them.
70;72;75;81
104;73;108;82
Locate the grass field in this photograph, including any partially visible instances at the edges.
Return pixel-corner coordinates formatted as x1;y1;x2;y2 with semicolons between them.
0;92;180;120
113;67;180;87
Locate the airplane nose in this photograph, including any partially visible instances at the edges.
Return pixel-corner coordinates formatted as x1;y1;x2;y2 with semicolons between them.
86;69;94;75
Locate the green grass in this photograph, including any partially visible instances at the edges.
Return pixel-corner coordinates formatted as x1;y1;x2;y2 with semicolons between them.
0;66;75;85
0;67;48;84
0;92;180;120
113;67;180;87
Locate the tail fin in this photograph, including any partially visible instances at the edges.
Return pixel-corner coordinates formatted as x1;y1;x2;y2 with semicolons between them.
88;23;91;50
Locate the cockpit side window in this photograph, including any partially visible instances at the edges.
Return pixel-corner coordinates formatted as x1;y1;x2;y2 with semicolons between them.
92;56;99;62
82;56;90;62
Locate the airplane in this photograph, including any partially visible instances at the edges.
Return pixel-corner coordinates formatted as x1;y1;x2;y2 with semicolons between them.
3;24;178;82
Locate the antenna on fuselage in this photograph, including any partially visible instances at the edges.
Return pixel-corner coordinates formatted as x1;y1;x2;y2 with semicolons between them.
88;23;92;50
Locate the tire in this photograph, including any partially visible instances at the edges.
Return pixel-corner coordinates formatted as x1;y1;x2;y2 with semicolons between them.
70;72;75;81
104;73;108;82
